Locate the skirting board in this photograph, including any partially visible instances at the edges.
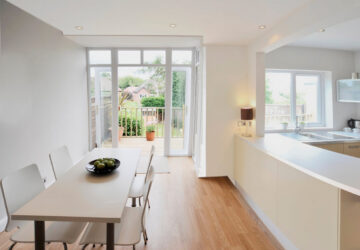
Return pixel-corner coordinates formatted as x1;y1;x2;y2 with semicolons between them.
0;216;7;231
232;179;297;250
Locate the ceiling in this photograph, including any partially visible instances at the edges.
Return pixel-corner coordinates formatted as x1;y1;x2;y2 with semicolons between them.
291;17;360;51
7;0;310;45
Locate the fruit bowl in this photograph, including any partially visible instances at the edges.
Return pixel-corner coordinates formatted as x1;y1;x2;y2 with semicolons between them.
86;158;120;175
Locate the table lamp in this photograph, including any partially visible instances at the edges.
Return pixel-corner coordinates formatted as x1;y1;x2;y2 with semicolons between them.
241;107;253;137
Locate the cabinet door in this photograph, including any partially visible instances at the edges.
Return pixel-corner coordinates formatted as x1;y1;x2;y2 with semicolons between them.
344;143;360;158
315;143;344;154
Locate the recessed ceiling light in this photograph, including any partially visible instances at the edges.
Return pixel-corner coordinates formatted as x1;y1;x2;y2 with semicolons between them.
75;26;84;30
319;28;326;32
258;25;266;30
169;24;177;28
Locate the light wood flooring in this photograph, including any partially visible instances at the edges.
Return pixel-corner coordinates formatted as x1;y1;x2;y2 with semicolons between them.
0;157;282;250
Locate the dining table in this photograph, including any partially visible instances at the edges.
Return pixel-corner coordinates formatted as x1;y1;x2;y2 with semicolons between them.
12;147;141;250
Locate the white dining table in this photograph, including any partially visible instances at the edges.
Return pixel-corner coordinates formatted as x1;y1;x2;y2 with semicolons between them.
12;148;141;250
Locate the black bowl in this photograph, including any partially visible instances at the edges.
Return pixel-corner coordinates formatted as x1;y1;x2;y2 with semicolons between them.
86;158;120;175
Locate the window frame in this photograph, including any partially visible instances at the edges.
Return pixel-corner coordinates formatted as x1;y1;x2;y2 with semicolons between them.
86;47;196;156
265;69;326;131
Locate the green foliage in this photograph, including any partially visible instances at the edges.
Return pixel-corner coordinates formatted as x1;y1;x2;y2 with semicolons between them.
265;83;274;104
119;117;142;136
172;71;186;107
141;96;165;107
146;125;155;132
138;57;165;96
118;76;144;89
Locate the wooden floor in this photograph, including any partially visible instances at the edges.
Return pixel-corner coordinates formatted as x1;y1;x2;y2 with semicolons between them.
0;157;282;250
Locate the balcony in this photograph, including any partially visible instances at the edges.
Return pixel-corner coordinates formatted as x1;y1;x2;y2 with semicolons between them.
102;106;185;155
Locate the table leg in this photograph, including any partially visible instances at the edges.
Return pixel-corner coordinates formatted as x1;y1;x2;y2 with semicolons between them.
106;223;114;250
34;221;45;250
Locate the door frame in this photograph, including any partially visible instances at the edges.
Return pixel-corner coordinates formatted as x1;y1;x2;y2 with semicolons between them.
86;47;196;156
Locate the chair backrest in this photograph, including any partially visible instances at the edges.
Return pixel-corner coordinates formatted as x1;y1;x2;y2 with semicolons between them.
141;165;154;230
0;164;45;231
144;145;155;182
49;145;73;180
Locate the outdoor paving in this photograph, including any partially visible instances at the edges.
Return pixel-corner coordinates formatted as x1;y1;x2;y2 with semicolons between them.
104;137;184;156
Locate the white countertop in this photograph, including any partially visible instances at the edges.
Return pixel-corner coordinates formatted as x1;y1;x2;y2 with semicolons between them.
237;133;360;196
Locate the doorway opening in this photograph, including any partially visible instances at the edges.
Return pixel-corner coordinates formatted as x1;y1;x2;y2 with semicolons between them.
87;48;196;156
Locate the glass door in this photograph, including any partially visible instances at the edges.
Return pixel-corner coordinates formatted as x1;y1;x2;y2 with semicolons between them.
167;49;194;156
88;49;113;149
87;48;195;156
169;67;192;155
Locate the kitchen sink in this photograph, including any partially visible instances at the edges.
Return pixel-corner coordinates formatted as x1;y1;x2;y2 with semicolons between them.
281;131;356;142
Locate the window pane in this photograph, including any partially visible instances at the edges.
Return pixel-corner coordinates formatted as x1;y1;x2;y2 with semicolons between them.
89;67;112;148
172;50;192;64
265;72;291;129
143;50;165;64
296;75;320;124
118;50;141;64
89;50;111;64
117;66;165;142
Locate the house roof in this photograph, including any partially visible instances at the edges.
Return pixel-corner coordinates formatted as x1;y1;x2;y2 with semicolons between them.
124;85;148;94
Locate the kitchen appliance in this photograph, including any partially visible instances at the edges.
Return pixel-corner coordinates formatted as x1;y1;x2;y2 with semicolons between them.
356;121;360;128
348;119;360;129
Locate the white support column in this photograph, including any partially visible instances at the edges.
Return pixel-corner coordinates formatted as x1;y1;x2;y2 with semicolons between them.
111;49;119;147
255;52;265;137
164;48;172;156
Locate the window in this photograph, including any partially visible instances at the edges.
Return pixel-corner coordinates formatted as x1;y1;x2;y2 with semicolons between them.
143;50;166;64
172;50;192;65
265;70;325;130
89;50;111;65
118;50;141;64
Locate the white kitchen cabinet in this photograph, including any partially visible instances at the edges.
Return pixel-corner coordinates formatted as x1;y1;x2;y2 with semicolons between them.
338;79;360;103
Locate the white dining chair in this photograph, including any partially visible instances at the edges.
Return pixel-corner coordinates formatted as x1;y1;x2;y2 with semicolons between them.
49;145;73;180
0;164;86;250
80;166;155;250
130;145;155;207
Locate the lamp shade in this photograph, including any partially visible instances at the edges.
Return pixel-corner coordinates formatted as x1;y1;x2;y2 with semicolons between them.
241;107;253;120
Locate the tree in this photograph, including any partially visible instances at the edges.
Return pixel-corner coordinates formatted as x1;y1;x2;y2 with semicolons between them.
265;83;274;104
172;71;186;107
138;57;165;96
118;76;144;89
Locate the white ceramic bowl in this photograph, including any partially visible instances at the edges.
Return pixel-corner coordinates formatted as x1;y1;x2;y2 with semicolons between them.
353;128;360;133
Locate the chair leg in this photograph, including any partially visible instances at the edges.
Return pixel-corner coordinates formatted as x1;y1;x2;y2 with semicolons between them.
133;245;135;250
143;232;147;245
63;242;68;250
82;244;88;250
8;242;16;250
143;229;148;242
132;197;137;207
139;197;141;206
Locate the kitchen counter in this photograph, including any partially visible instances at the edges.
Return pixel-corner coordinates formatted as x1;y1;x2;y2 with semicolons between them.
235;133;360;249
281;131;360;144
239;133;360;196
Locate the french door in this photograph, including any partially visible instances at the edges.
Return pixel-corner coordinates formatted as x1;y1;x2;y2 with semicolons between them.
87;48;195;156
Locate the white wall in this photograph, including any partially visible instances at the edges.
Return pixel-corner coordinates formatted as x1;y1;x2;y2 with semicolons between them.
0;1;88;226
266;46;358;130
205;45;248;177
